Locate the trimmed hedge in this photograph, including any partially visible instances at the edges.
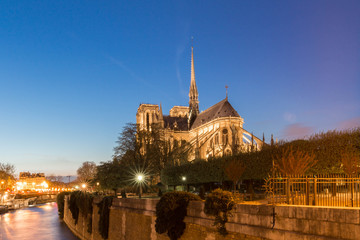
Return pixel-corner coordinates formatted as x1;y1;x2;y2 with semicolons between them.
161;129;360;185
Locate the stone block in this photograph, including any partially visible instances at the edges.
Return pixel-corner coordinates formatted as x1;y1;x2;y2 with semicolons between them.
293;218;310;233
328;208;347;223
275;205;290;218
339;223;358;240
344;208;359;224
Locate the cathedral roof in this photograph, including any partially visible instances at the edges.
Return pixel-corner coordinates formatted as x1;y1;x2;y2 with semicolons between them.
163;116;188;131
191;98;240;129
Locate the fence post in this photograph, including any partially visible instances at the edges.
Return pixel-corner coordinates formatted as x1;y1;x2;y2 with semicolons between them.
313;177;317;206
286;177;290;204
351;176;354;207
306;176;310;205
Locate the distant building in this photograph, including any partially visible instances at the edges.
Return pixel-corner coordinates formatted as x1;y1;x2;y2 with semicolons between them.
18;172;47;190
136;47;264;161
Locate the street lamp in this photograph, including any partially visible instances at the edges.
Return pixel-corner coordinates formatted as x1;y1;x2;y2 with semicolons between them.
182;176;187;191
136;174;144;199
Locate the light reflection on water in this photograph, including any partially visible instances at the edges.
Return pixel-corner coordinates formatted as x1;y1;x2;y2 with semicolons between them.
0;202;78;240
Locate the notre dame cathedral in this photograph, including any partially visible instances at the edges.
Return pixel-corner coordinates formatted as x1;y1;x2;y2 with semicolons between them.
136;47;264;161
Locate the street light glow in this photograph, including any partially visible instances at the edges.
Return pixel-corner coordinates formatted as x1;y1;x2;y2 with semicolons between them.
137;174;144;182
182;176;186;181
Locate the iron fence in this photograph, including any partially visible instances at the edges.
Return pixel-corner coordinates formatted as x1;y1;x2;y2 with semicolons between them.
264;174;360;207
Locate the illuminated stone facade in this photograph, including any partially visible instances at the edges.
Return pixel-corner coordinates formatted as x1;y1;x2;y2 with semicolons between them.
136;47;264;161
18;172;46;189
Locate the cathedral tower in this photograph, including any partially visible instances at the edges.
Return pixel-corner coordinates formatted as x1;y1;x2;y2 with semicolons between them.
188;47;199;128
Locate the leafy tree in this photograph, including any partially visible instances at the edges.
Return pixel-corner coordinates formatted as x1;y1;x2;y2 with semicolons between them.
77;161;97;183
95;159;128;195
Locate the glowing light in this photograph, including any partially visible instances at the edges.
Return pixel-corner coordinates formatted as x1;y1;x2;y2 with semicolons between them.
137;174;144;182
82;184;86;189
182;176;186;181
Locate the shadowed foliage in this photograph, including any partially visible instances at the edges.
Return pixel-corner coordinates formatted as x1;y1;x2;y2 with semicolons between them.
97;196;114;239
56;191;71;219
204;189;240;236
225;159;246;192
155;191;201;240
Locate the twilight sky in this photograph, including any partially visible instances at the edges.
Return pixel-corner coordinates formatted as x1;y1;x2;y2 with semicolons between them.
0;1;359;176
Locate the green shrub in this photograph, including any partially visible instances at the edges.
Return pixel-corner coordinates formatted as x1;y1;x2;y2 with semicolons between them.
204;189;239;236
97;196;114;239
155;191;201;240
56;191;71;219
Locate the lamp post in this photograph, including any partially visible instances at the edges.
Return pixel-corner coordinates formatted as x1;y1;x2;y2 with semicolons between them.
136;174;144;199
182;176;186;191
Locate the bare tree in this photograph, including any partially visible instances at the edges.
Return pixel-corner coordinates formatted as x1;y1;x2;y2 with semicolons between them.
77;161;97;183
0;163;15;177
0;163;16;189
341;146;360;176
273;146;317;176
224;159;246;192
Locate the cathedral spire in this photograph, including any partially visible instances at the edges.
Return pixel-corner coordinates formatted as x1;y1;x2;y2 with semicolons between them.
189;46;199;115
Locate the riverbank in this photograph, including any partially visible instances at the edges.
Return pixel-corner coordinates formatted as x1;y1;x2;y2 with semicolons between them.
0;193;57;213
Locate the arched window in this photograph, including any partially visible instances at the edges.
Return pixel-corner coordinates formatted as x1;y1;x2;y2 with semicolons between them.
146;113;150;130
222;128;228;145
225;149;232;156
215;133;219;145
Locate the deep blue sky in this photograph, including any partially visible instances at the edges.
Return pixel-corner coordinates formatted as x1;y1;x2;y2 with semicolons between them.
0;1;359;176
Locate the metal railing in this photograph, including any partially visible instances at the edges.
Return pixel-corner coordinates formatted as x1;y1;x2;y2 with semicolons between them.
264;174;360;207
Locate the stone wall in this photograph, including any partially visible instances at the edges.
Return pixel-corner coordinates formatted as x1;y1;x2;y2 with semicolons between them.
64;197;360;240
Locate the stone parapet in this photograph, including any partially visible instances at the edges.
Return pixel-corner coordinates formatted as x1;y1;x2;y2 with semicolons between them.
63;197;360;240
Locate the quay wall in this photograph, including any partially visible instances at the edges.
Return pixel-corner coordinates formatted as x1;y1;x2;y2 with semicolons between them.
63;197;360;240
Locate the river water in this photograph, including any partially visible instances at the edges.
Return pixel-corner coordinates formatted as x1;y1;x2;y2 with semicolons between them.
0;202;78;240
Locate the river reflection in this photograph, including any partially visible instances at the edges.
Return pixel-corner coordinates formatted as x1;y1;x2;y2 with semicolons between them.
0;202;78;240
